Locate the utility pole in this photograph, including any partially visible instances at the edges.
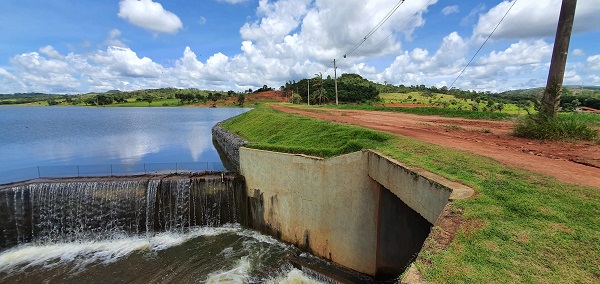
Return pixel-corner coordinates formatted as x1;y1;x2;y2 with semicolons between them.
540;0;577;118
334;59;339;105
307;79;310;106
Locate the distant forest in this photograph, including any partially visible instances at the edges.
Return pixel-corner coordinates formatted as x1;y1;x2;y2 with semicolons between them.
2;74;599;109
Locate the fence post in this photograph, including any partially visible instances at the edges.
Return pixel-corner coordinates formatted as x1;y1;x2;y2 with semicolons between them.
144;164;147;174
37;166;41;178
77;165;80;177
111;164;113;176
176;163;178;174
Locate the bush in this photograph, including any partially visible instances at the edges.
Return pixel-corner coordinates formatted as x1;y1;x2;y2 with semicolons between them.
513;115;598;141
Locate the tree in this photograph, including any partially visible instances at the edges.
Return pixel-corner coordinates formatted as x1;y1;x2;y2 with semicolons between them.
46;99;59;106
142;95;153;106
237;93;245;106
96;95;113;105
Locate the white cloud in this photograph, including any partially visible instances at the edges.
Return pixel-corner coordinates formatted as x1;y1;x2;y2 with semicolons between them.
106;29;127;48
39;45;63;60
442;5;459;16
198;16;207;25
572;49;585;56
474;0;600;39
94;46;164;78
118;0;183;34
1;0;598;94
240;0;311;42
587;54;600;71
478;40;553;65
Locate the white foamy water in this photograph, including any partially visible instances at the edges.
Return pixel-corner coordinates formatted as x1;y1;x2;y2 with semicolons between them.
0;225;241;274
0;224;327;284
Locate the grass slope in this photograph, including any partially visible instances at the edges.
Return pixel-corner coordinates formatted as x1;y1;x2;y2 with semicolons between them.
221;105;599;283
222;106;394;157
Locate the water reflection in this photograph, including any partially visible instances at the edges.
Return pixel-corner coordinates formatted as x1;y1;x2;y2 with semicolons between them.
0;106;250;171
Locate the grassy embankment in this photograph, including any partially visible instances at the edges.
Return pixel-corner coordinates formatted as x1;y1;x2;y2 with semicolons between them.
221;106;599;283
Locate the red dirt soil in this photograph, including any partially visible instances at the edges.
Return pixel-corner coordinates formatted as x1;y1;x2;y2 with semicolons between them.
271;104;600;188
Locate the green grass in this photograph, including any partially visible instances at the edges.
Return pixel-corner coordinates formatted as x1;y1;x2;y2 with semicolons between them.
380;92;530;115
222;106;393;157
514;113;599;141
314;104;514;120
221;105;599;283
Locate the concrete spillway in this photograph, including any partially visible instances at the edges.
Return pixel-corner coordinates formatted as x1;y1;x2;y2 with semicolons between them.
0;175;246;250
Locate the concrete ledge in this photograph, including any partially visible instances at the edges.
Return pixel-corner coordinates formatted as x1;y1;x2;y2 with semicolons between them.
212;123;248;171
366;150;473;224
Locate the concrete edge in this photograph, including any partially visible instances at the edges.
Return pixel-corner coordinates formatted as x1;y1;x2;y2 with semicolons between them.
239;146;325;161
400;264;428;284
366;150;475;200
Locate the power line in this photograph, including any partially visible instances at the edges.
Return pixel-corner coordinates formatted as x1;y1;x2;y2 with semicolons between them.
343;0;406;59
339;0;433;73
364;0;435;57
448;0;519;90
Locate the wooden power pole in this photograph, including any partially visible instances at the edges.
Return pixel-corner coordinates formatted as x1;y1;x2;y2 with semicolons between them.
334;59;339;105
540;0;577;118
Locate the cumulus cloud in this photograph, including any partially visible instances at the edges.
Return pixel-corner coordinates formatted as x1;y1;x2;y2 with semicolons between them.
240;0;311;42
118;0;183;34
1;0;598;94
442;5;459;16
473;0;600;39
478;40;553;65
587;55;600;71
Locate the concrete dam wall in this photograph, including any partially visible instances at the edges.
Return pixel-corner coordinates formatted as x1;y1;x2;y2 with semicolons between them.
212;125;473;279
239;148;473;278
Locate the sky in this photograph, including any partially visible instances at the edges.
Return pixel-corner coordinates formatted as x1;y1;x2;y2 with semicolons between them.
0;0;599;94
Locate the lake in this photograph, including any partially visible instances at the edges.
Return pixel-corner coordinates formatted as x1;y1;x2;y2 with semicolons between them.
0;106;251;182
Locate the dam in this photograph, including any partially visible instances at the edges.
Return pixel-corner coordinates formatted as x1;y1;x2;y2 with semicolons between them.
0;121;473;283
213;124;474;280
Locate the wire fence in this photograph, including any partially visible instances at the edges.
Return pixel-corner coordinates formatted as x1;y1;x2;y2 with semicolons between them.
0;162;227;185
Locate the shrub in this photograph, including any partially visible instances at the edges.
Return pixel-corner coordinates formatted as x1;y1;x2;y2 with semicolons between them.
513;115;598;141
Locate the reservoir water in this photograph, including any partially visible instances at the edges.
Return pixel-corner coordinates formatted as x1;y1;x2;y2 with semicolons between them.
0;106;327;283
0;106;251;172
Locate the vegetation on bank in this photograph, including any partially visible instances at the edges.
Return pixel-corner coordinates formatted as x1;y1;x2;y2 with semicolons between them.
221;105;599;283
0;88;249;107
222;106;393;157
314;104;514;121
514;113;599;141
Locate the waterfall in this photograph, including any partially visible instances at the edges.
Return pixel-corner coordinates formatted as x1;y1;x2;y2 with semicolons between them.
0;175;246;250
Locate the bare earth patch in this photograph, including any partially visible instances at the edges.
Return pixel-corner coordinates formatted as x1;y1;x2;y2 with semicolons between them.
272;104;600;188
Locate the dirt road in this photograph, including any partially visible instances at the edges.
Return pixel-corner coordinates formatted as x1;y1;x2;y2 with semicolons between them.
272;104;600;188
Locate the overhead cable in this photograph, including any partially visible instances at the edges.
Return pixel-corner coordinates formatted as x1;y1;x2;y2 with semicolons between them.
343;0;406;59
448;0;519;89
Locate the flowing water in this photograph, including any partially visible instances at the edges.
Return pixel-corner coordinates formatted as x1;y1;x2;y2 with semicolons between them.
0;176;330;283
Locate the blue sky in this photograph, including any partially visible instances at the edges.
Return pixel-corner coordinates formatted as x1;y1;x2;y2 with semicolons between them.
0;0;599;94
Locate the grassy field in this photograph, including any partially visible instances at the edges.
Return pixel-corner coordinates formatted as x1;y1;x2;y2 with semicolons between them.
319;104;514;120
380;92;528;114
222;105;599;283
